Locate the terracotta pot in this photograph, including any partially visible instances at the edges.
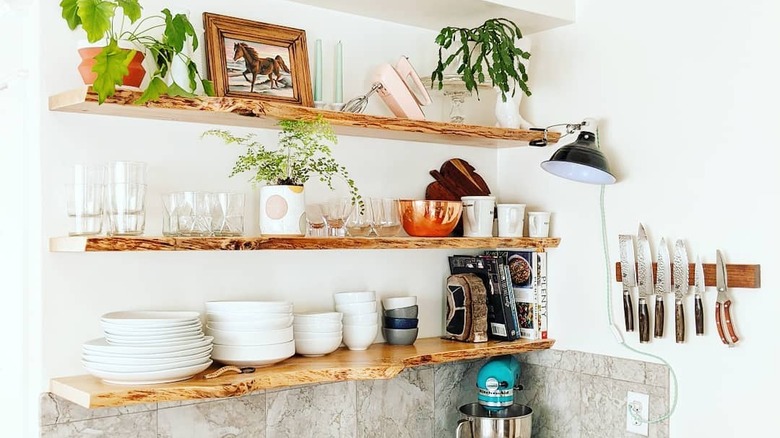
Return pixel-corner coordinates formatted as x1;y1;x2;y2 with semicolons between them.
77;46;146;87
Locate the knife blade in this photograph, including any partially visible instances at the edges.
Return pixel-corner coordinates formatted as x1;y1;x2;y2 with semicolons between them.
716;250;739;346
672;240;689;343
618;235;637;332
654;238;670;338
635;224;654;343
694;256;705;336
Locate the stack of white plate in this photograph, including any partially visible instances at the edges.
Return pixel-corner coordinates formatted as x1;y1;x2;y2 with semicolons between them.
82;311;213;385
205;301;295;367
293;312;343;357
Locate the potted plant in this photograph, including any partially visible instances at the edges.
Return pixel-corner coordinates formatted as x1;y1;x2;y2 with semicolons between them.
202;116;362;236
430;18;533;129
59;0;214;104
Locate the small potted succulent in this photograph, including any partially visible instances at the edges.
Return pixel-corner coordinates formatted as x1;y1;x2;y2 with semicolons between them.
202;117;362;236
59;0;214;103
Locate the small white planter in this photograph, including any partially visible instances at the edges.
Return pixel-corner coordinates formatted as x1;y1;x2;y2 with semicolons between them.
258;185;306;236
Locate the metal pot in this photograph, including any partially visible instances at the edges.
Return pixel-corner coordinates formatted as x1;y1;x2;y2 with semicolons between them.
455;403;533;438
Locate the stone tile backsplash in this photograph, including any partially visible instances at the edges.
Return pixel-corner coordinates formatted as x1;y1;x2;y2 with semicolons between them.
40;350;669;437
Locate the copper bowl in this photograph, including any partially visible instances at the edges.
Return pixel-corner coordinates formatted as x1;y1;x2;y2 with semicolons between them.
399;200;463;237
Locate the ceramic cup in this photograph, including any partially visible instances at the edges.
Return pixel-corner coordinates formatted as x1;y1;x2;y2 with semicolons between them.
497;203;526;237
527;211;551;237
461;196;495;237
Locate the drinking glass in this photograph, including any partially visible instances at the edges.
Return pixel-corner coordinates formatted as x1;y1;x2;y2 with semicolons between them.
106;161;147;236
305;204;327;237
346;202;373;237
176;191;215;237
66;164;105;236
161;192;182;236
211;192;245;236
320;198;353;237
370;198;402;237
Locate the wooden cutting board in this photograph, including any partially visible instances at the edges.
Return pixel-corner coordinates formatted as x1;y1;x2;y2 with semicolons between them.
425;158;491;236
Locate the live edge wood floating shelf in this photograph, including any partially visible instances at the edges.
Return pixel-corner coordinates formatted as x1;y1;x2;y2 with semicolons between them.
615;263;761;289
48;87;559;148
49;236;561;253
51;337;555;409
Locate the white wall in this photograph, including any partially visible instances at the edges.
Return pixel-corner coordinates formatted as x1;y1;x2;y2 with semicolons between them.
498;0;780;436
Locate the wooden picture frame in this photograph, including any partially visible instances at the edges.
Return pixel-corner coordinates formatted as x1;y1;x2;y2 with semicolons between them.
203;13;314;107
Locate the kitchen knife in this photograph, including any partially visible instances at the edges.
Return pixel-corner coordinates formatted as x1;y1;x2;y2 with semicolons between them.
635;224;654;343
715;250;739;346
672;240;689;343
694;256;705;336
654;238;670;338
618;235;637;332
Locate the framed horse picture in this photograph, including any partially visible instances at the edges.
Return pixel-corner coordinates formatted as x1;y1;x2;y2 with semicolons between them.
203;13;314;106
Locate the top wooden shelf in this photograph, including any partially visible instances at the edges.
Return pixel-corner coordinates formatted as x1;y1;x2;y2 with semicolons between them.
50;337;554;408
48;87;559;148
287;0;575;34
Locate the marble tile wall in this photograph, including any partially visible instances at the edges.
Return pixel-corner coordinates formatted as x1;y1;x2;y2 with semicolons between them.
39;350;669;437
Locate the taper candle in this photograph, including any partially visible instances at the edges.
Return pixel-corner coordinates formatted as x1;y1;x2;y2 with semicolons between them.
314;39;323;101
334;41;343;103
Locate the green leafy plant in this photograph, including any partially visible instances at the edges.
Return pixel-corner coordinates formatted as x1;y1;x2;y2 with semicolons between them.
202;117;363;210
430;18;531;101
59;0;215;104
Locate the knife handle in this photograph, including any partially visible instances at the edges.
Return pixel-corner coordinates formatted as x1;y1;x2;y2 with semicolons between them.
623;291;635;332
675;300;685;343
715;302;729;345
723;300;739;344
695;295;704;336
638;299;650;343
654;296;664;338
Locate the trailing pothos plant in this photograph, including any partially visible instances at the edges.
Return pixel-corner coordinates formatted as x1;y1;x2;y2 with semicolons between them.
430;18;531;101
59;0;214;104
202;116;364;211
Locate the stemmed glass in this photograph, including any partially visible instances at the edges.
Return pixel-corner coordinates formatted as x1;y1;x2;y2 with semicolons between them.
320;198;354;237
305;204;327;237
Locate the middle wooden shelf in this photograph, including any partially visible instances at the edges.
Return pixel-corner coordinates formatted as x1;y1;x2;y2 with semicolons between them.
49;236;561;252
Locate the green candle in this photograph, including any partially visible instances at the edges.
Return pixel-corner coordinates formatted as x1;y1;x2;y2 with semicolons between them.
334;41;343;103
314;39;322;101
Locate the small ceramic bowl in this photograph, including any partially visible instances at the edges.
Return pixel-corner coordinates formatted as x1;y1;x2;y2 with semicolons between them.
333;291;376;305
382;296;417;310
383;305;418;319
383;327;418;346
383;316;418;330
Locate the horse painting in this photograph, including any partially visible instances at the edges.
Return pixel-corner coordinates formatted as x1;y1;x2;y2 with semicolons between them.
233;42;291;93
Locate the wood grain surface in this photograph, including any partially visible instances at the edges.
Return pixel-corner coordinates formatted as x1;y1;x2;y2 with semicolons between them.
615;262;761;289
50;337;555;408
48;87;560;148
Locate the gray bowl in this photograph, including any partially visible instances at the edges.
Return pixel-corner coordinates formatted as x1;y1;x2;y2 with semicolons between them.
383;327;419;345
383;305;418;319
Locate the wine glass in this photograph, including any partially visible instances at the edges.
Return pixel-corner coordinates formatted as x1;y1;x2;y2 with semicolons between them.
305;204;327;237
320;198;354;237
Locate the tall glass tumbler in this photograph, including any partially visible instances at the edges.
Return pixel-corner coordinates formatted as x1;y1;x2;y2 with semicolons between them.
66;164;105;236
176;191;215;237
370;198;402;237
211;192;245;237
106;161;147;236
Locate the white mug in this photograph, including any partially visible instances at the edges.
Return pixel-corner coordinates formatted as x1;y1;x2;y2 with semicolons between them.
497;204;526;237
527;211;551;237
461;196;496;237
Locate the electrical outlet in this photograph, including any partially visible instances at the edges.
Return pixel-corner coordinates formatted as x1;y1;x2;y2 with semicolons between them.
626;391;649;436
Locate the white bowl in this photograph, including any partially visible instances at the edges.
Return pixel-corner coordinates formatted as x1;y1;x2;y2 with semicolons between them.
206;325;293;346
342;312;378;325
205;301;293;313
101;311;201;327
206;311;293;323
335;301;376;315
333;291;376;305
84;360;213;385
382;296;417;310
211;340;295;367
293;323;343;334
207;316;293;331
83;355;211;373
295;335;342;357
293;319;343;332
293;312;343;321
342;324;378;351
294;329;343;339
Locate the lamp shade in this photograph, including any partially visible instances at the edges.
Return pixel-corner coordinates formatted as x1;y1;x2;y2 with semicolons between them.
541;130;616;185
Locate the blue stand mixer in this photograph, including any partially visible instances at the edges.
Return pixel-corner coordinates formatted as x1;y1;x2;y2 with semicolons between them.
456;355;533;438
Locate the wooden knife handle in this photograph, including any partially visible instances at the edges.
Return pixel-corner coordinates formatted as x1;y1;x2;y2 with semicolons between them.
654;296;664;338
638;299;650;343
715;302;728;345
623;291;635;332
723;300;739;344
695;295;704;336
675;300;685;343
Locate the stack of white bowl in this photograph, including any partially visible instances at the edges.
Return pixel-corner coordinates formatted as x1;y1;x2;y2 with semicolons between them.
205;301;295;367
292;312;343;357
334;291;379;351
82;311;213;385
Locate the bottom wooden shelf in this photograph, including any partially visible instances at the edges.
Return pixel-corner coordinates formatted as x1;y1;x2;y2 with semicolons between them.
51;337;555;408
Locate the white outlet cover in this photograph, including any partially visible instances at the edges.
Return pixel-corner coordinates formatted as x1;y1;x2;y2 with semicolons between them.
626;391;649;436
